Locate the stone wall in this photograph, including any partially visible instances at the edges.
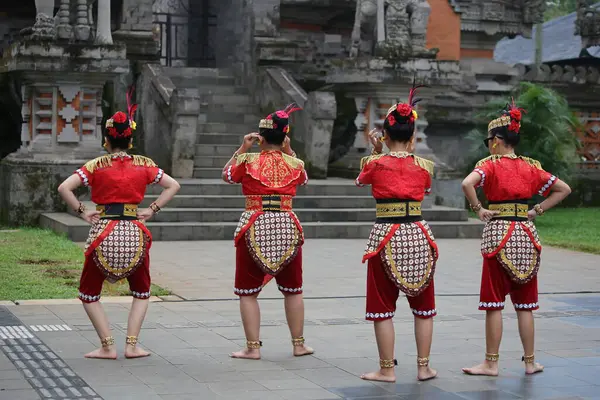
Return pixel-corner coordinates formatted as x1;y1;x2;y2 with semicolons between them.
255;67;337;178
0;156;86;226
137;64;175;174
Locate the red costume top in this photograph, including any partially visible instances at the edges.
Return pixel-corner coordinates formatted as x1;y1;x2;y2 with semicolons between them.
356;152;438;297
227;150;307;276
473;154;556;200
74;152;162;283
356;152;432;199
473;154;557;284
75;152;164;204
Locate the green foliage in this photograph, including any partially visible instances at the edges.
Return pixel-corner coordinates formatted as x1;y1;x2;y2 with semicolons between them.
464;82;581;181
535;207;600;254
544;0;578;21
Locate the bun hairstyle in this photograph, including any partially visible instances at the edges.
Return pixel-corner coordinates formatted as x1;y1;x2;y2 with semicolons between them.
383;83;425;143
487;98;525;147
258;103;302;145
104;86;138;150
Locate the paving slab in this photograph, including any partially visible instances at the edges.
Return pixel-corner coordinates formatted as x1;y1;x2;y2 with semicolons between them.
0;240;599;399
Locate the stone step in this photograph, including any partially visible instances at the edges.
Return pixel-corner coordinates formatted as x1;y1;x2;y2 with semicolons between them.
193;167;223;179
145;178;393;196
142;194;377;209
197;123;252;134
169;77;245;94
196;133;245;145
204;112;259;124
163;67;235;86
40;213;484;242
201;104;259;115
193;156;233;168
146;207;468;223
195;144;240;156
209;94;253;106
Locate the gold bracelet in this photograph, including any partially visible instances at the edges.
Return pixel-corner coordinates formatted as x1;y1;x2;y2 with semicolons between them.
470;202;483;212
533;204;544;216
149;202;161;214
76;202;86;215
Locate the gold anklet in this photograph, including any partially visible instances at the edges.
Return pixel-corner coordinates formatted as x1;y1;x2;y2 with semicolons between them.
380;359;398;369
292;337;305;346
417;357;429;367
485;353;499;362
101;336;115;348
522;354;535;364
247;340;262;349
126;336;138;347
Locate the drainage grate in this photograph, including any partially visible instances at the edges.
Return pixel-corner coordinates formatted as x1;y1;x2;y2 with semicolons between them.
0;326;34;339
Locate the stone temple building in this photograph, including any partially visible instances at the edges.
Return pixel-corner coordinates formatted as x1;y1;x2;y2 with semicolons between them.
0;0;598;240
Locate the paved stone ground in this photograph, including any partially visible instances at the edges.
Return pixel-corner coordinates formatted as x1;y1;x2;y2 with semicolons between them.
1;239;599;400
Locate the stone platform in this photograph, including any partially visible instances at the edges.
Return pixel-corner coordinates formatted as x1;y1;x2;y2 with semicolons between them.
40;179;484;241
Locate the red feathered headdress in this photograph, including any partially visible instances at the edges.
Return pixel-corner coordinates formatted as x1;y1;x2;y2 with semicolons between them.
259;103;302;134
105;85;138;138
385;80;426;126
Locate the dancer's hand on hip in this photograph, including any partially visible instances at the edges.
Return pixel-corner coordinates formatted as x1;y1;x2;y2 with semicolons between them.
137;208;155;222
81;210;101;224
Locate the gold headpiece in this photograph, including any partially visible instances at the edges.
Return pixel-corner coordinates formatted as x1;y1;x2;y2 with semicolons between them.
259;119;274;129
488;116;512;132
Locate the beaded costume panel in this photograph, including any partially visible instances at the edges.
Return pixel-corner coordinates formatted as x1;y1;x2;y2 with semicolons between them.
364;222;438;297
481;220;541;284
85;220;151;283
244;212;303;276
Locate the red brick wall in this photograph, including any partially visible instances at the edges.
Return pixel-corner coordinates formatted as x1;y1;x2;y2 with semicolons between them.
461;48;494;59
425;0;461;61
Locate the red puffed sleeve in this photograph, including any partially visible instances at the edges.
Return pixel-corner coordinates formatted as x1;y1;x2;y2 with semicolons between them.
356;160;375;187
146;166;164;185
296;169;309;186
225;162;246;184
472;160;493;189
74;165;93;187
534;166;557;197
424;172;432;195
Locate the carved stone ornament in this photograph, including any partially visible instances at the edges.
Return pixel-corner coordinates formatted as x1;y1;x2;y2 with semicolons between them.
575;0;600;48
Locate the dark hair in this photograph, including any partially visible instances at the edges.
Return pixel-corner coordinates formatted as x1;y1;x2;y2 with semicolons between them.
383;110;415;143
104;132;131;150
259;112;288;145
490;125;520;147
490;107;521;147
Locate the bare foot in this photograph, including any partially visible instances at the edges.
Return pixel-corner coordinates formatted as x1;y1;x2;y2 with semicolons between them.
124;345;151;359
293;344;314;357
418;366;438;381
230;348;261;360
462;362;499;376
360;369;396;383
84;347;117;360
525;362;544;375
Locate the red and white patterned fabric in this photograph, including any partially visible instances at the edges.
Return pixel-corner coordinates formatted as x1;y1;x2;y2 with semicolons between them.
481;220;541;284
363;221;438;297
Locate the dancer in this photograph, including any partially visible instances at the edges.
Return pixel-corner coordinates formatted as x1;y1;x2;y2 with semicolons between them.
57;89;180;359
356;86;438;382
461;100;571;376
222;104;314;360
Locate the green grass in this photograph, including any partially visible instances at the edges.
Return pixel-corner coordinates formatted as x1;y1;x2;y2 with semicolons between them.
469;208;600;255
0;228;170;301
534;208;600;255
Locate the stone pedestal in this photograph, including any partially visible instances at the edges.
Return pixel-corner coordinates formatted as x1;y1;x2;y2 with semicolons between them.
0;40;129;225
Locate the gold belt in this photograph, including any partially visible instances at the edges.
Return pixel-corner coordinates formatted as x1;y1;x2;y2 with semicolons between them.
489;203;528;219
96;203;138;218
375;201;422;218
245;195;293;212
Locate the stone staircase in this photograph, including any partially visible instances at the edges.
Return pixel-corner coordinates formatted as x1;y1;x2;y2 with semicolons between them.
40;68;484;241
